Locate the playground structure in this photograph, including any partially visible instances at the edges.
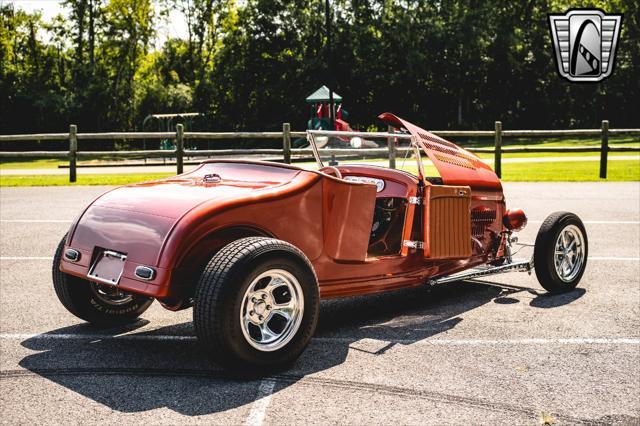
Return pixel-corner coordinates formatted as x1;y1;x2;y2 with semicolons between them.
296;85;378;149
142;113;203;150
142;89;374;152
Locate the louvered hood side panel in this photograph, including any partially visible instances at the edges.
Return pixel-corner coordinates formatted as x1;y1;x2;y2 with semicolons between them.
424;185;472;259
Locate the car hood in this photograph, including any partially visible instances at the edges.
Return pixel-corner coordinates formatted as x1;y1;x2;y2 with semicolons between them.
69;161;308;265
378;112;502;190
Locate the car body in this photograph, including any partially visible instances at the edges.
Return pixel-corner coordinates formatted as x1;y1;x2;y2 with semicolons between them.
54;113;588;368
59;114;504;305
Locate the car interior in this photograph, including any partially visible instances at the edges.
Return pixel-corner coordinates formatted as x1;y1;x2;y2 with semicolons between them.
367;197;407;256
331;164;423;257
312;138;449;259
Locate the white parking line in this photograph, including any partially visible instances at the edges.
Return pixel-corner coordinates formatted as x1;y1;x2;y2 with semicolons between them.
340;337;640;345
0;257;54;260
244;379;277;426
0;220;72;223
0;333;194;341
528;220;640;225
582;220;640;224
1;333;638;345
590;256;640;261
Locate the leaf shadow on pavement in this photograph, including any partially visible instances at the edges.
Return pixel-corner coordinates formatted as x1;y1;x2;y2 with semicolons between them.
18;281;526;416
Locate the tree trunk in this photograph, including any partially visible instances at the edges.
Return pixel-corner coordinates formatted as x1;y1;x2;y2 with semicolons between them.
457;92;463;126
88;0;95;68
75;0;87;65
27;21;39;71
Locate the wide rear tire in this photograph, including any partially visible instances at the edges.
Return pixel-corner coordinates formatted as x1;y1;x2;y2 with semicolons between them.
194;237;319;371
52;235;153;326
534;212;588;294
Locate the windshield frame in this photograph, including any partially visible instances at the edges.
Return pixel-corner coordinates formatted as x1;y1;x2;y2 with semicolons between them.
305;129;422;178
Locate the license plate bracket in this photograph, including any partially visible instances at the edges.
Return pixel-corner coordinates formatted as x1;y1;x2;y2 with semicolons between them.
88;250;127;285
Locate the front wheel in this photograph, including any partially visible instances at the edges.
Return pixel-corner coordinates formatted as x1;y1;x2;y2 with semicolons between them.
534;212;588;294
194;237;319;370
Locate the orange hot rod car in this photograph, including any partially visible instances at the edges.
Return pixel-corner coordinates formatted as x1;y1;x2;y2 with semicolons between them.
53;113;588;369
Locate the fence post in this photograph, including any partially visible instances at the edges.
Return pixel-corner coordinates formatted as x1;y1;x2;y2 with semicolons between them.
600;120;609;179
387;125;396;169
176;124;184;174
282;123;291;164
494;121;502;178
69;124;77;183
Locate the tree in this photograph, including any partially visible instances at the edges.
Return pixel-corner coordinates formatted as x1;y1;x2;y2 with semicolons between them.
0;0;638;137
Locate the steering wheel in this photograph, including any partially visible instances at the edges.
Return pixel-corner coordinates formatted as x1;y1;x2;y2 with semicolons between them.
319;166;342;179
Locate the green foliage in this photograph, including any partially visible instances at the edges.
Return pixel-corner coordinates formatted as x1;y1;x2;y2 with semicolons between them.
0;0;638;136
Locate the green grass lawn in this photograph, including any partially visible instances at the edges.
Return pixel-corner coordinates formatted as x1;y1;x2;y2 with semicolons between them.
0;158;66;169
0;156;173;170
1;135;637;170
499;159;639;181
451;135;639;149
0;150;635;169
474;151;635;160
393;159;639;182
0;173;174;187
1;134;638;186
1;159;638;186
443;135;639;160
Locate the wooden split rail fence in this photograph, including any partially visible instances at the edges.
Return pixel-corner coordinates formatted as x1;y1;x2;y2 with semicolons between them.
0;121;638;182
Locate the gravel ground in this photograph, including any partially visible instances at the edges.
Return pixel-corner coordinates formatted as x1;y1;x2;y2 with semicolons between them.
0;182;639;425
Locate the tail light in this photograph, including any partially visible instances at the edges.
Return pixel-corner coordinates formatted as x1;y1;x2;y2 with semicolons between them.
503;208;527;231
135;266;156;280
64;249;80;262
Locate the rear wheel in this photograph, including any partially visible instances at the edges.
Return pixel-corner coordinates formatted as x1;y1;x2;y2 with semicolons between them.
194;237;319;370
534;212;588;294
52;235;153;326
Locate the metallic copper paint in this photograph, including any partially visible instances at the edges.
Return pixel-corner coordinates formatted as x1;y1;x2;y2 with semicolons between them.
322;177;377;261
378;112;502;191
60;117;510;305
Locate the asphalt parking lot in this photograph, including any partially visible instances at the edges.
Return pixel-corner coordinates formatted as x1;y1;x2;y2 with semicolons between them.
1;182;639;425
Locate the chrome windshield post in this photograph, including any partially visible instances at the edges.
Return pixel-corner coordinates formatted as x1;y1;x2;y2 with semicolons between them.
306;131;324;168
411;137;425;180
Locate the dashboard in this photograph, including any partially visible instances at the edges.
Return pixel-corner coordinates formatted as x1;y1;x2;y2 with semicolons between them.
343;176;385;192
337;165;417;199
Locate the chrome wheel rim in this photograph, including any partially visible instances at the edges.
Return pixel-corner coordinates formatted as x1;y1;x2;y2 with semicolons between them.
554;225;585;282
90;283;133;305
240;269;304;352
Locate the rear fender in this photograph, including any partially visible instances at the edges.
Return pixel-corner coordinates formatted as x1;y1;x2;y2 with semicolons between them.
157;173;324;306
158;172;323;271
174;225;273;281
160;225;274;309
